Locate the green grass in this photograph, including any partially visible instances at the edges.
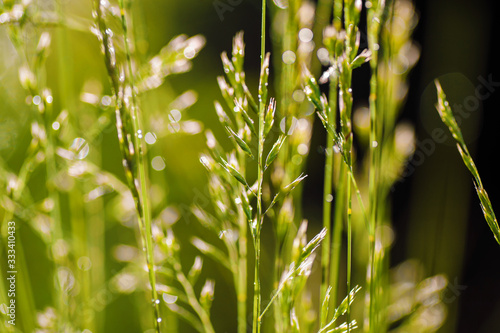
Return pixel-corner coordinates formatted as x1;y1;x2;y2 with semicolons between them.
0;0;497;332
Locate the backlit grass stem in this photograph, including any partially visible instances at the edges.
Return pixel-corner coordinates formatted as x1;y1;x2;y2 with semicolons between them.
253;1;267;332
94;1;161;330
366;1;386;331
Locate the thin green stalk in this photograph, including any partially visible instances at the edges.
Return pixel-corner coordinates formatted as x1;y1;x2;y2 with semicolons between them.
253;91;265;333
367;69;379;333
326;0;344;312
320;95;334;315
367;3;382;331
338;0;358;325
118;0;161;330
94;1;160;330
236;134;248;333
321;73;338;318
238;212;248;333
253;232;262;333
340;75;354;333
253;1;266;332
329;160;345;310
346;151;352;333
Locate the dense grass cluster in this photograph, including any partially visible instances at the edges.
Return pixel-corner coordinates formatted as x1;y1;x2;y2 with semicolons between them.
0;0;498;332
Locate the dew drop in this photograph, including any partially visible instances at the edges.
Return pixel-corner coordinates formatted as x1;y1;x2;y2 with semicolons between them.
145;132;157;144
317;47;330;65
52;121;60;131
297;143;309;155
101;95;112;107
56;267;75;292
70;137;90;159
152;156;166;171
298;28;313;43
33;95;42;105
77;256;92;271
282;50;296;65
372;140;378;148
326;194;334;202
169;109;182;123
163;293;178;304
292;90;305;103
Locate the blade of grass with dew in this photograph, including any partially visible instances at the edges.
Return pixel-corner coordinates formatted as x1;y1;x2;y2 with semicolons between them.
94;1;161;330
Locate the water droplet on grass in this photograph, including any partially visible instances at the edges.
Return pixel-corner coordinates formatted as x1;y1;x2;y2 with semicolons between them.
298;143;309;155
70;138;89;159
101;95;112;106
145;132;157;144
169;109;182;123
298;28;313;43
33;95;42;105
78;256;92;271
152;156;166;171
163;293;178;304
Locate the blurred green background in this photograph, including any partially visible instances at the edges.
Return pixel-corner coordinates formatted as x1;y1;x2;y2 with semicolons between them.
1;0;500;332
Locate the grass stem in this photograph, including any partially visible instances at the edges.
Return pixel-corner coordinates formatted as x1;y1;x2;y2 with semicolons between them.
118;0;161;330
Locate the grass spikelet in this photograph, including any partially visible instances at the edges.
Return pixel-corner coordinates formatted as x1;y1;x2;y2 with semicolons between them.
435;80;500;245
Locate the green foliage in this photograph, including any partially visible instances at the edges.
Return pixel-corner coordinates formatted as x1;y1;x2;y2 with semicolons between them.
0;1;496;333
